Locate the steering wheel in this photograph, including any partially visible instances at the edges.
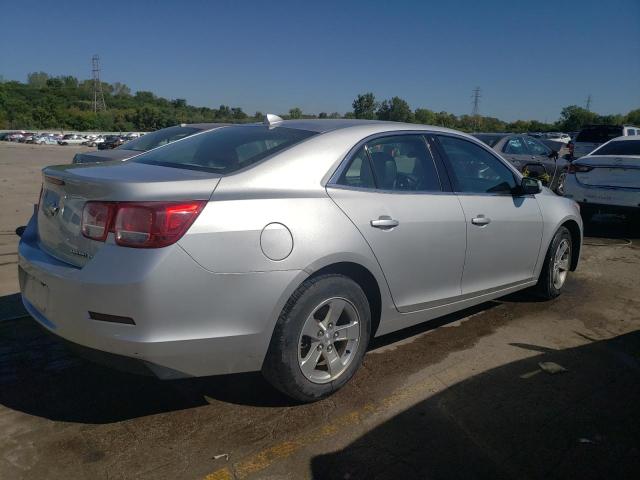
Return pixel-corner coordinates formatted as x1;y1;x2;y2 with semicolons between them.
396;173;420;190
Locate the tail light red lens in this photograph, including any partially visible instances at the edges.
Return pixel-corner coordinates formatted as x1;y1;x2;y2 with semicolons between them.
81;201;206;248
82;202;115;241
568;164;594;174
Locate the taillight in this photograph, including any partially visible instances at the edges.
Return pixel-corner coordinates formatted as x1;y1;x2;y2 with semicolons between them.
568;164;594;174
82;202;115;241
81;201;206;248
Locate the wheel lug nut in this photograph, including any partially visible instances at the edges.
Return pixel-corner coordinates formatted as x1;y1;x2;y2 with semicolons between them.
333;332;339;338
318;330;324;337
328;323;333;329
327;345;333;352
317;344;323;351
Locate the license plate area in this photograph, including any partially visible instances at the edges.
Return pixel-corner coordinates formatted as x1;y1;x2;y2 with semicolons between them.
22;269;50;313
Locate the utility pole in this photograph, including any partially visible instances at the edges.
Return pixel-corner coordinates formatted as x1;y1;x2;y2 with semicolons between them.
92;54;107;112
471;87;481;131
585;94;592;112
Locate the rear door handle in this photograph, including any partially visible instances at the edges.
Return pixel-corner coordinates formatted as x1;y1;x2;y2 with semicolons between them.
370;216;399;229
471;215;491;226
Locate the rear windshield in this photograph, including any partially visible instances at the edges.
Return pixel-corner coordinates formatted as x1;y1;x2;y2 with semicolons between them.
576;126;623;143
132;125;317;174
592;140;640;156
472;134;505;147
121;126;201;152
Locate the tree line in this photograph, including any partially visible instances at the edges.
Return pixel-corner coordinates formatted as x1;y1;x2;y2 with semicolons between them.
0;73;637;133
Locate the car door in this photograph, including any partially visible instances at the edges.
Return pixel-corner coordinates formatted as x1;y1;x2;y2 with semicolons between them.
435;135;543;295
327;134;467;312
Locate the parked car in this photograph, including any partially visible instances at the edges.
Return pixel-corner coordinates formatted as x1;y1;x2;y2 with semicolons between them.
542;132;571;144
569;124;639;159
97;135;128;150
74;124;227;163
564;136;640;222
473;133;569;194
58;134;87;145
83;135;105;147
33;134;59;145
18;118;582;401
6;132;25;142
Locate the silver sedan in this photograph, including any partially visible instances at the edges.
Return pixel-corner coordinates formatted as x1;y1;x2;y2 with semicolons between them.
18;117;583;401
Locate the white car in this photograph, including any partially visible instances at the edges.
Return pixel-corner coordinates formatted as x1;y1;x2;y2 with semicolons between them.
564;136;640;221
58;134;87;145
543;132;571;144
570;124;639;159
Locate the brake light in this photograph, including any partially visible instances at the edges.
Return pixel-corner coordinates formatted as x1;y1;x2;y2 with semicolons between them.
81;201;206;248
568;164;594;174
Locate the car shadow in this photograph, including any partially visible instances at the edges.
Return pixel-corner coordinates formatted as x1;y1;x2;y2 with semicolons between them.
310;330;640;480
0;297;506;423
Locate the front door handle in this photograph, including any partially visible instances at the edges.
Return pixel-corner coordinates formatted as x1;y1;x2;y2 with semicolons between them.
371;216;399;229
471;215;491;226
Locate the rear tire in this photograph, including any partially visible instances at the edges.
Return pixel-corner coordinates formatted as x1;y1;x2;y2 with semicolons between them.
534;226;572;300
262;274;371;402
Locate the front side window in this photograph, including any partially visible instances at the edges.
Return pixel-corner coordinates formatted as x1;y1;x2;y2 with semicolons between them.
503;137;527;155
438;135;517;194
524;137;551;156
133;126;317;174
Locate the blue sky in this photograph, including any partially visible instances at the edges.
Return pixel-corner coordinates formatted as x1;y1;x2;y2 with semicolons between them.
1;0;638;121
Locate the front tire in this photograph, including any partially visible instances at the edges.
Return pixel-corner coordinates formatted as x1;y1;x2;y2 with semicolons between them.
534;226;572;300
262;274;371;402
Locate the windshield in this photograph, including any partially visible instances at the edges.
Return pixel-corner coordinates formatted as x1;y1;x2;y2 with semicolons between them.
592;140;640;156
132;125;317;174
120;126;201;152
576;126;623;143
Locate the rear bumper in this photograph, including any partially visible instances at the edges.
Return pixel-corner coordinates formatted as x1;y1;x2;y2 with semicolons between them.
18;215;305;379
564;176;640;210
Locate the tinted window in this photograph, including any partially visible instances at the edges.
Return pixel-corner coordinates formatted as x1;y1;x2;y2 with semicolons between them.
592;139;640;156
438;136;517;194
337;147;375;189
503;137;527;155
366;136;441;191
122;126;202;152
133;126;316;174
576;126;623;143
524;137;551;156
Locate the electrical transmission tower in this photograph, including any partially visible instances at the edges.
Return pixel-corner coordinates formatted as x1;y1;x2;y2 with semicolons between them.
92;54;107;112
471;87;482;131
585;94;592;112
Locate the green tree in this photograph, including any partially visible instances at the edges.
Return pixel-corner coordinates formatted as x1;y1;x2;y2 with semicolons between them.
27;72;49;88
288;107;302;119
414;108;436;125
556;105;597;131
377;97;414;122
352;92;377;119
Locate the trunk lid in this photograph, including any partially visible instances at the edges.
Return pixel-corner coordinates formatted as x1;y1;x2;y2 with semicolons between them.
575;155;640;189
37;162;220;267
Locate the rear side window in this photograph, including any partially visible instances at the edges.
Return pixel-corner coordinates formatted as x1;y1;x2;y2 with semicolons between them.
133;126;317;174
576;126;623;143
438;135;517;194
524;137;551;156
337;135;441;192
592;140;640;156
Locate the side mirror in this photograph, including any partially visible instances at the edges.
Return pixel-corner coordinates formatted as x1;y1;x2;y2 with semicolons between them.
520;177;542;195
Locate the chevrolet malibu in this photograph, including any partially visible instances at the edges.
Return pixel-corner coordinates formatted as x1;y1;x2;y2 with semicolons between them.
18;117;583;401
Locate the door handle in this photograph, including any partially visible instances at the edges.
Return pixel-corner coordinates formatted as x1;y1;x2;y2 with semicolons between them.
370;216;399;229
471;215;491;226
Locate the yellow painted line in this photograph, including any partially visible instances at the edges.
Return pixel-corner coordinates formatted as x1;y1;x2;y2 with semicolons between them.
203;375;445;480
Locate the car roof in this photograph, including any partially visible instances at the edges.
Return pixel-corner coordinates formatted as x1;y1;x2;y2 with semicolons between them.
608;135;640;142
248;119;465;135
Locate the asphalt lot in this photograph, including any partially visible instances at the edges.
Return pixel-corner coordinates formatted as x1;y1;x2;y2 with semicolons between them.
0;141;639;479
